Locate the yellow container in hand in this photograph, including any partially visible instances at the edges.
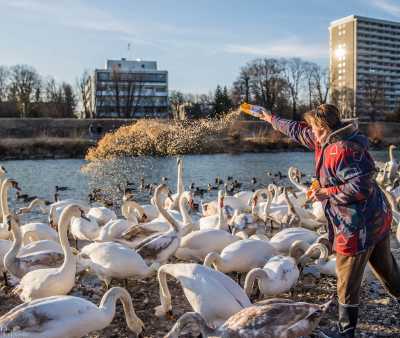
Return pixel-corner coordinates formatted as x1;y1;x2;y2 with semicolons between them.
306;179;320;200
240;103;267;118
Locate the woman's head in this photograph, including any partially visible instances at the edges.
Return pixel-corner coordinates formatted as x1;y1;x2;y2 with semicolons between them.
304;104;342;143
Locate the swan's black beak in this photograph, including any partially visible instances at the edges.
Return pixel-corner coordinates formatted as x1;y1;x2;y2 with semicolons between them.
80;210;91;222
6;216;12;231
1;166;7;173
11;180;21;191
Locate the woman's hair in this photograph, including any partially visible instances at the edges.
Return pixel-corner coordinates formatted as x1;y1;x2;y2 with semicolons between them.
304;104;342;131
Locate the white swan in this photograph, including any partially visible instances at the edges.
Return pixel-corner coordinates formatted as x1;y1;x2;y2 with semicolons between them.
120;187;192;248
0;287;144;337
164;157;185;210
204;239;277;274
135;185;193;264
243;240;313;297
377;145;399;186
299;242;337;277
87;206;117;226
13;204;83;302
78;241;159;287
155;263;251;327
199;190;230;231
48;199;89;228
269;227;319;254
202;194;248;217
0;178;20;239
4;214;64;279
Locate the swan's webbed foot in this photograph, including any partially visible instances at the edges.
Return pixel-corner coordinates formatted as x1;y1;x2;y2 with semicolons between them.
165;310;176;321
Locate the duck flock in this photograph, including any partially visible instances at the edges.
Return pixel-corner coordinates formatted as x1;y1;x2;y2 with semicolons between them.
0;145;399;338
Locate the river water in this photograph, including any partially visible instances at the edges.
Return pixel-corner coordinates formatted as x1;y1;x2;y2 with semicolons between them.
1;150;391;223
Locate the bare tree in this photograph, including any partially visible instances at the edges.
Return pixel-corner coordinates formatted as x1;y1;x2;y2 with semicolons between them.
77;70;94;119
282;57;308;120
312;65;330;105
170;90;185;119
248;58;287;112
0;66;9;102
9;64;41;117
359;73;386;121
232;66;251;105
125;73;145;118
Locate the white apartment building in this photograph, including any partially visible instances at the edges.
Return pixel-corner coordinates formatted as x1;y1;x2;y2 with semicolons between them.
329;15;400;120
87;58;169;118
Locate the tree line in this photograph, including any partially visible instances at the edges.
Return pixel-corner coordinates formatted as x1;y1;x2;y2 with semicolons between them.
0;64;77;118
1;57;399;121
170;57;400;122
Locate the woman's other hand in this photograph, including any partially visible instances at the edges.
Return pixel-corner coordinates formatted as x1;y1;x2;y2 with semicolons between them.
310;188;330;202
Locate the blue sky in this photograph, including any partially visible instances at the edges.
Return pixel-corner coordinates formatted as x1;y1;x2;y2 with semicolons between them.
1;0;400;94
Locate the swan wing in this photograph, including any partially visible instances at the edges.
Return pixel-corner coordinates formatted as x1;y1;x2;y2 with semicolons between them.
136;233;178;260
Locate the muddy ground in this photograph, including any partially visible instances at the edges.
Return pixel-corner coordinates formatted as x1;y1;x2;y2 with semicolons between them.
1;250;400;338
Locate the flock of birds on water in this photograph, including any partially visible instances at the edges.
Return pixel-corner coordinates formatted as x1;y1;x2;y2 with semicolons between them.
0;144;398;338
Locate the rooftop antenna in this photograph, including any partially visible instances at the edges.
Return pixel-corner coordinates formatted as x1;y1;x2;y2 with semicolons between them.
127;43;132;60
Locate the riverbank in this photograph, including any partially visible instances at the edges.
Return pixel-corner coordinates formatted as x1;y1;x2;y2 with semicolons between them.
0;137;95;160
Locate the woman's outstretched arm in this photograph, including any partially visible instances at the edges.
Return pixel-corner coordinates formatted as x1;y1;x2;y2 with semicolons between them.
260;111;316;150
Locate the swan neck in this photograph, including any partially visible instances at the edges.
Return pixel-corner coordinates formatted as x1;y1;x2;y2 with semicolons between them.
57;208;75;271
4;218;24;278
288;167;307;192
389;146;395;162
177;159;184;195
244;268;267;296
100;287;143;335
203;252;222;270
1;180;11;223
157;265;172;314
166;312;214;338
155;186;179;232
122;201;144;220
217;192;225;229
179;192;192;226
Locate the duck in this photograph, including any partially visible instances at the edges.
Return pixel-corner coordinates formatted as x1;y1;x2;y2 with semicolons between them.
243;240;313;297
12;204;84;302
165;298;332;338
135;185;193;264
4;213;64;279
203;238;277;274
0;179;21;240
78;241;159;288
0;287;144;338
155;263;251;327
